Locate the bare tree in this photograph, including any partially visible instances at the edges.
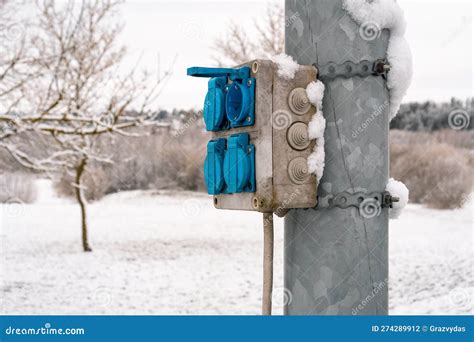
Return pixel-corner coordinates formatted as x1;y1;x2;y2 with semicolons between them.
0;0;169;252
212;2;284;66
0;1;34;123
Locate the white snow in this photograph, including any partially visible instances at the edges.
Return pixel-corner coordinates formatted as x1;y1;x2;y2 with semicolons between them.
306;81;327;182
307;137;325;182
272;53;299;80
343;0;407;36
343;0;413;119
306;80;325;108
0;180;472;315
386;36;413;119
389;198;474;315
385;178;409;219
35;179;70;205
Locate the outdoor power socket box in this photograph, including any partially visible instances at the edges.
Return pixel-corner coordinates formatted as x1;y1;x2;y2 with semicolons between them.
189;60;319;216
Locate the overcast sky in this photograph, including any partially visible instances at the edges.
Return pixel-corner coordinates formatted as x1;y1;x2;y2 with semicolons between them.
120;0;473;110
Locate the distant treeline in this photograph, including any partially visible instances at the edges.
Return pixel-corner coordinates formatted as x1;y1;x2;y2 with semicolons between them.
390;98;473;131
152;98;473;132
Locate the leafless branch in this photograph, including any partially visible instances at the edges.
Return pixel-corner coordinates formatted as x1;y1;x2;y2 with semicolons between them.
211;2;284;66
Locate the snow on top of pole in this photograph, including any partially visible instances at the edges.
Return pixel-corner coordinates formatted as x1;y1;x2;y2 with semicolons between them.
343;0;407;36
385;178;409;219
272;53;300;80
343;0;413;120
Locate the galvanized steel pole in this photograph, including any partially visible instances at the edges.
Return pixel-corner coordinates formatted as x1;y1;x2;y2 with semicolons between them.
284;0;390;315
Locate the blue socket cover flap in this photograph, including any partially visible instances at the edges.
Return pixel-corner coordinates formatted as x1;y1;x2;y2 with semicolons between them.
187;66;250;80
204;139;226;195
224;134;251;193
204;77;226;131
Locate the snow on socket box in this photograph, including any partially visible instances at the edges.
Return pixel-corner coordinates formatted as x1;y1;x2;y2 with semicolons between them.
189;60;319;215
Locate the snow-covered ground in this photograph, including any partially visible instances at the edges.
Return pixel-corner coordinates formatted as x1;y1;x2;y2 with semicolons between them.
0;180;472;315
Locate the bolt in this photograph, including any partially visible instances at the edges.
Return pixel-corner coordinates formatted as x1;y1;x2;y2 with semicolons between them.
375;62;384;74
246;116;251;122
247;79;252;87
374;60;391;75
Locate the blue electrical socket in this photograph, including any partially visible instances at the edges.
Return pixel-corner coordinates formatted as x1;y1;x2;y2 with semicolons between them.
225;79;255;129
203;133;255;195
187;66;255;131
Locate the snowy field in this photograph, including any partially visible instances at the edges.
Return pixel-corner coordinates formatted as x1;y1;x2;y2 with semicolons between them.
0;180;472;315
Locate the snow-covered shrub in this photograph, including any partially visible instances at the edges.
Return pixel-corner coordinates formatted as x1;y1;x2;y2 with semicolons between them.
153;131;206;192
0;150;18;173
390;132;472;209
390;129;474;151
0;173;37;203
54;166;111;202
53;123;207;200
104;134;165;194
430;130;474;151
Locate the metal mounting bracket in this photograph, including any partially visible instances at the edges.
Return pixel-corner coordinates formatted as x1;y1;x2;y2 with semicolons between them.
274;191;399;218
316;59;390;80
317;190;399;210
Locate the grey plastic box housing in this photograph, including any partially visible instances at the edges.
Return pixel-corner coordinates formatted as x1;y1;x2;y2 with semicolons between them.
212;59;318;214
